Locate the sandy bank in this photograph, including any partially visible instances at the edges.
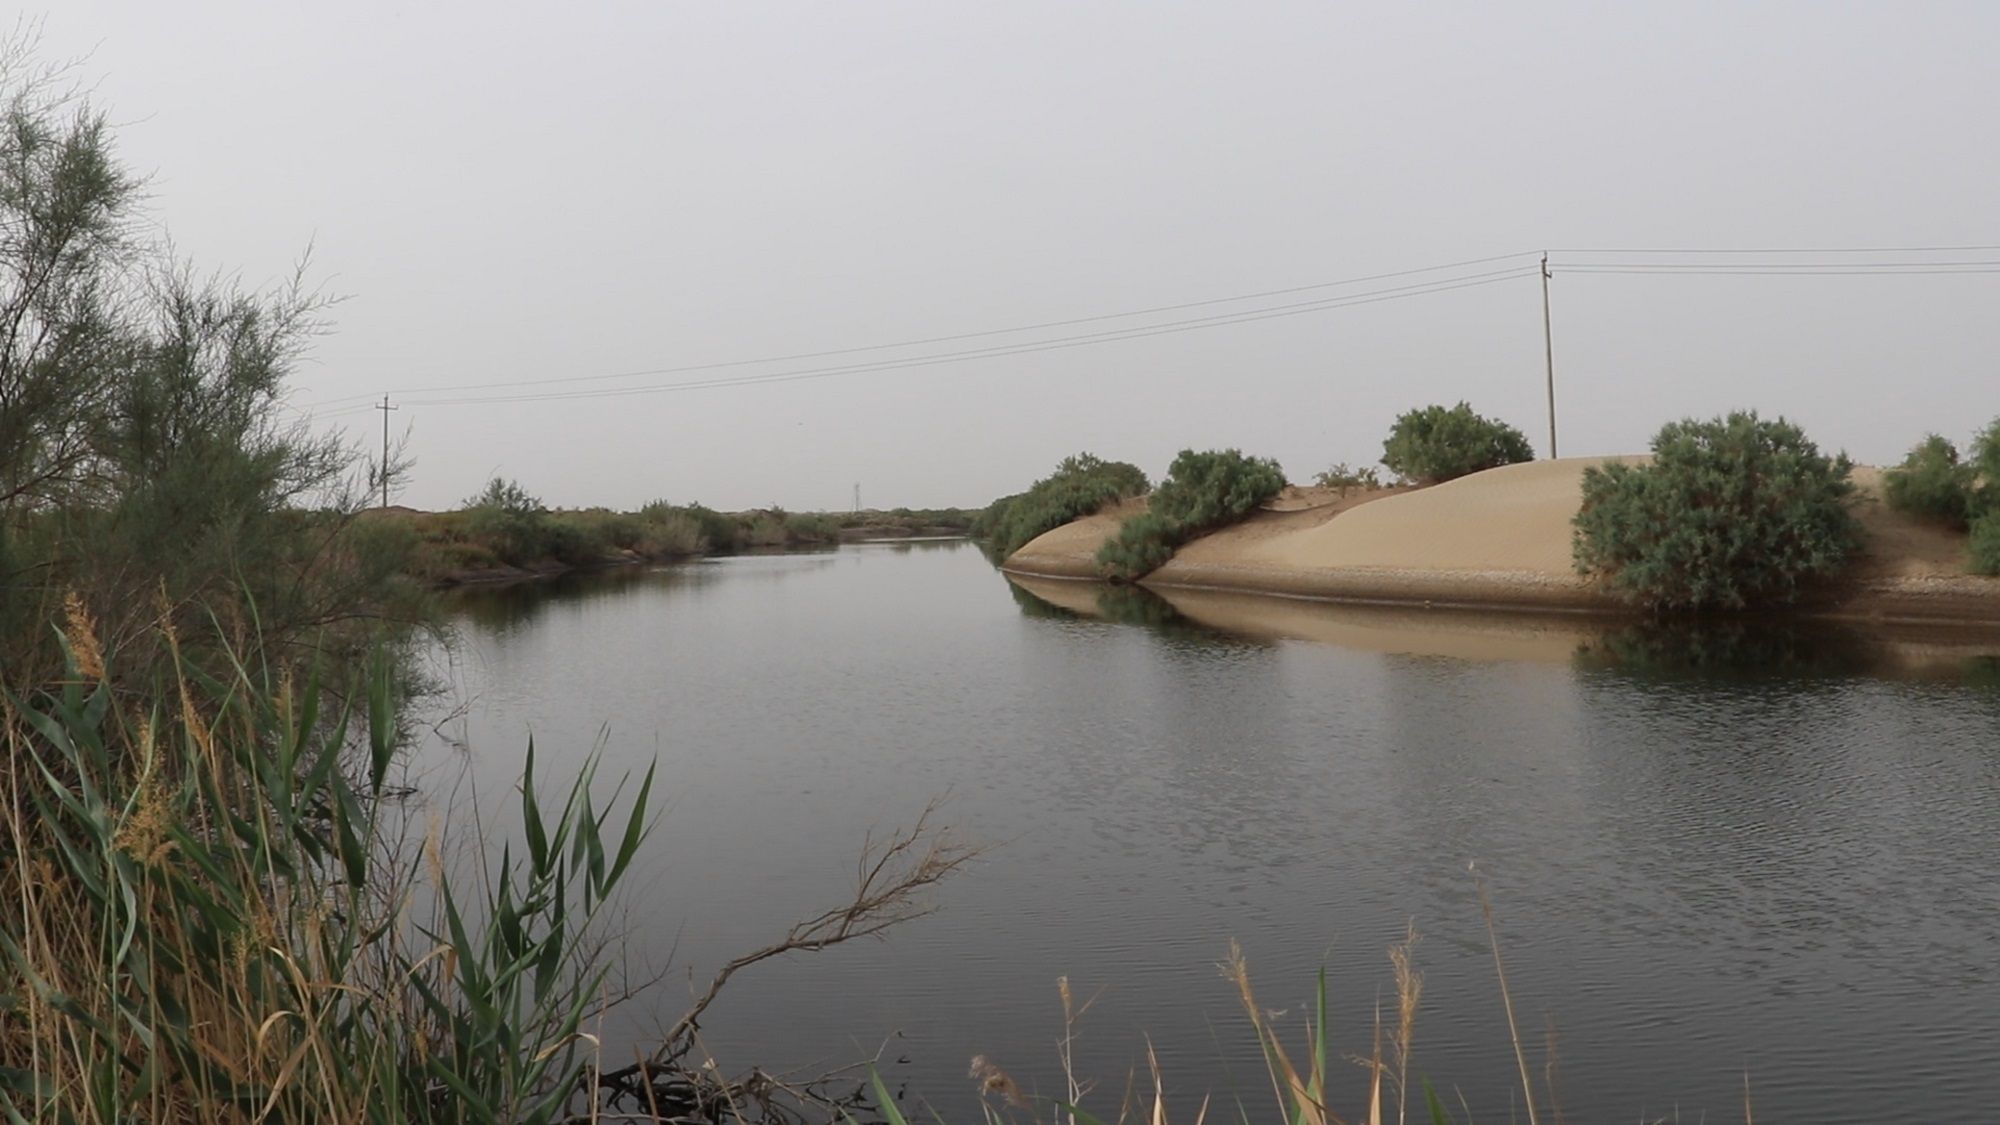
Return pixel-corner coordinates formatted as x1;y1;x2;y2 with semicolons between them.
1002;459;2000;626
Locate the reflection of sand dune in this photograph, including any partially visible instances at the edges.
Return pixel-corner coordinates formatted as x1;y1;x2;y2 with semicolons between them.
1007;573;1594;662
1003;458;2000;624
1004;574;2000;674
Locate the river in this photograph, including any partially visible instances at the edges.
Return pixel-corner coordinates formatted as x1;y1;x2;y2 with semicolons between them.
417;539;2000;1123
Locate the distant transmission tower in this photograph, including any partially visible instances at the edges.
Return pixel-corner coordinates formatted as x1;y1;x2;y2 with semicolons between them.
852;483;861;513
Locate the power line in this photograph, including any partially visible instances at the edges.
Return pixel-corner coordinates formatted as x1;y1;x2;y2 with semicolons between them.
288;241;2000;418
1548;244;2000;254
1557;266;2000;276
297;250;1541;408
1563;259;2000;269
398;266;1542;408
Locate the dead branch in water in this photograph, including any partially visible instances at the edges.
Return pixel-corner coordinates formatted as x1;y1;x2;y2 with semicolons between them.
651;801;977;1062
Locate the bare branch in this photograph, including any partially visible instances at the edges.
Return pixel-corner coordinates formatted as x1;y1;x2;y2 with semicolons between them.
651;802;976;1060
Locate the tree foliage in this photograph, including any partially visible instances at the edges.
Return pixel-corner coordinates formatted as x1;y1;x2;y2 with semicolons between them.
976;452;1149;558
1572;412;1861;611
1097;448;1285;580
1973;417;2000;518
1380;402;1534;484
1882;433;1977;528
1971;511;2000;577
0;37;410;681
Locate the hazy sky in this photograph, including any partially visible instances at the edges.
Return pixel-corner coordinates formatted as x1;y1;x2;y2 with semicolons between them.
36;2;2000;511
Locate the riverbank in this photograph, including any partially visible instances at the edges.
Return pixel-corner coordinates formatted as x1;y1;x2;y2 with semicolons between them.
367;504;972;587
1002;458;2000;627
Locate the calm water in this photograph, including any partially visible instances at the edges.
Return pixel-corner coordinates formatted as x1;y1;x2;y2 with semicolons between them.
418;541;2000;1122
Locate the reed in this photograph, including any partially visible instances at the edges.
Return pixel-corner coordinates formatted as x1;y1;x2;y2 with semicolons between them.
0;609;655;1123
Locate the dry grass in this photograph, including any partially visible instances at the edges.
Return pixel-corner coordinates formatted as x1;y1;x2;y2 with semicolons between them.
956;916;1755;1125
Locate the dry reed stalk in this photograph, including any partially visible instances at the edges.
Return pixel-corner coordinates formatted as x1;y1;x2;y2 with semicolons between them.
1473;865;1540;1125
1220;940;1338;1125
1386;923;1422;1125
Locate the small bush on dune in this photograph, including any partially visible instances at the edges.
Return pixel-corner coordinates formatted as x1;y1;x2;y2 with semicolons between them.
1883;434;1977;528
982;453;1150;558
1094;510;1179;579
1381;402;1534;484
1312;462;1383;494
1146;448;1287;528
1573;411;1860;611
1097;449;1286;581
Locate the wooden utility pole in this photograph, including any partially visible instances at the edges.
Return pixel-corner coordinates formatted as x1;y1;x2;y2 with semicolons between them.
375;395;398;508
1540;252;1558;459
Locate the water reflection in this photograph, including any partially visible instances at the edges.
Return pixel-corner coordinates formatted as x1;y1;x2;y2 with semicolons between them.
1003;576;2000;684
447;555;836;633
1573;618;1881;679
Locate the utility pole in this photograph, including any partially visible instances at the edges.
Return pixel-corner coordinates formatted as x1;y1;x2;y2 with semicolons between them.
375;395;399;509
1540;252;1558;459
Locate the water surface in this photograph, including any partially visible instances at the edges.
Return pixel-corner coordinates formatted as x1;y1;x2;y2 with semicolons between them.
420;541;2000;1122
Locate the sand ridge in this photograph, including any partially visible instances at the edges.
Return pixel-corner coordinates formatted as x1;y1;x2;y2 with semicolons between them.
1002;458;2000;624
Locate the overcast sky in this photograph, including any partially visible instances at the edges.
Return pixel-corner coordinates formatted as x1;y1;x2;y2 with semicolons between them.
36;2;2000;511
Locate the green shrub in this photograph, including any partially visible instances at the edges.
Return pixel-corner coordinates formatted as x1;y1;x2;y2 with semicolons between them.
970;491;1025;541
636;509;704;557
1572;412;1861;611
1381;402;1534;484
982;453;1150;558
783;512;840;542
1973;417;2000;517
1094;510;1179;579
1882;434;1976;527
1971;511;2000;576
464;477;553;565
1313;462;1383;494
1147;448;1287;528
1097;449;1286;580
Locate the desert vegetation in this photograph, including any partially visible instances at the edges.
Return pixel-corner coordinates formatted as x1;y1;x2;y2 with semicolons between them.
1380;402;1534;485
1311;461;1386;494
1573;412;1861;611
974;453;1150;558
387;489;937;585
1096;449;1286;580
1881;420;2000;576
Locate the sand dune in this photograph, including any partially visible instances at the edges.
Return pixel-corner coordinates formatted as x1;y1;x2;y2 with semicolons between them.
1003;458;2000;625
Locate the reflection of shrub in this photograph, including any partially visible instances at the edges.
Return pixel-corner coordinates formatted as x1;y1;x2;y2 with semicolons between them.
1573;412;1860;611
1095;584;1185;629
980;453;1150;558
1971;511;2000;576
1575;619;1873;677
1006;580;1076;620
1097;449;1286;581
1381;402;1534;484
1883;434;1976;528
